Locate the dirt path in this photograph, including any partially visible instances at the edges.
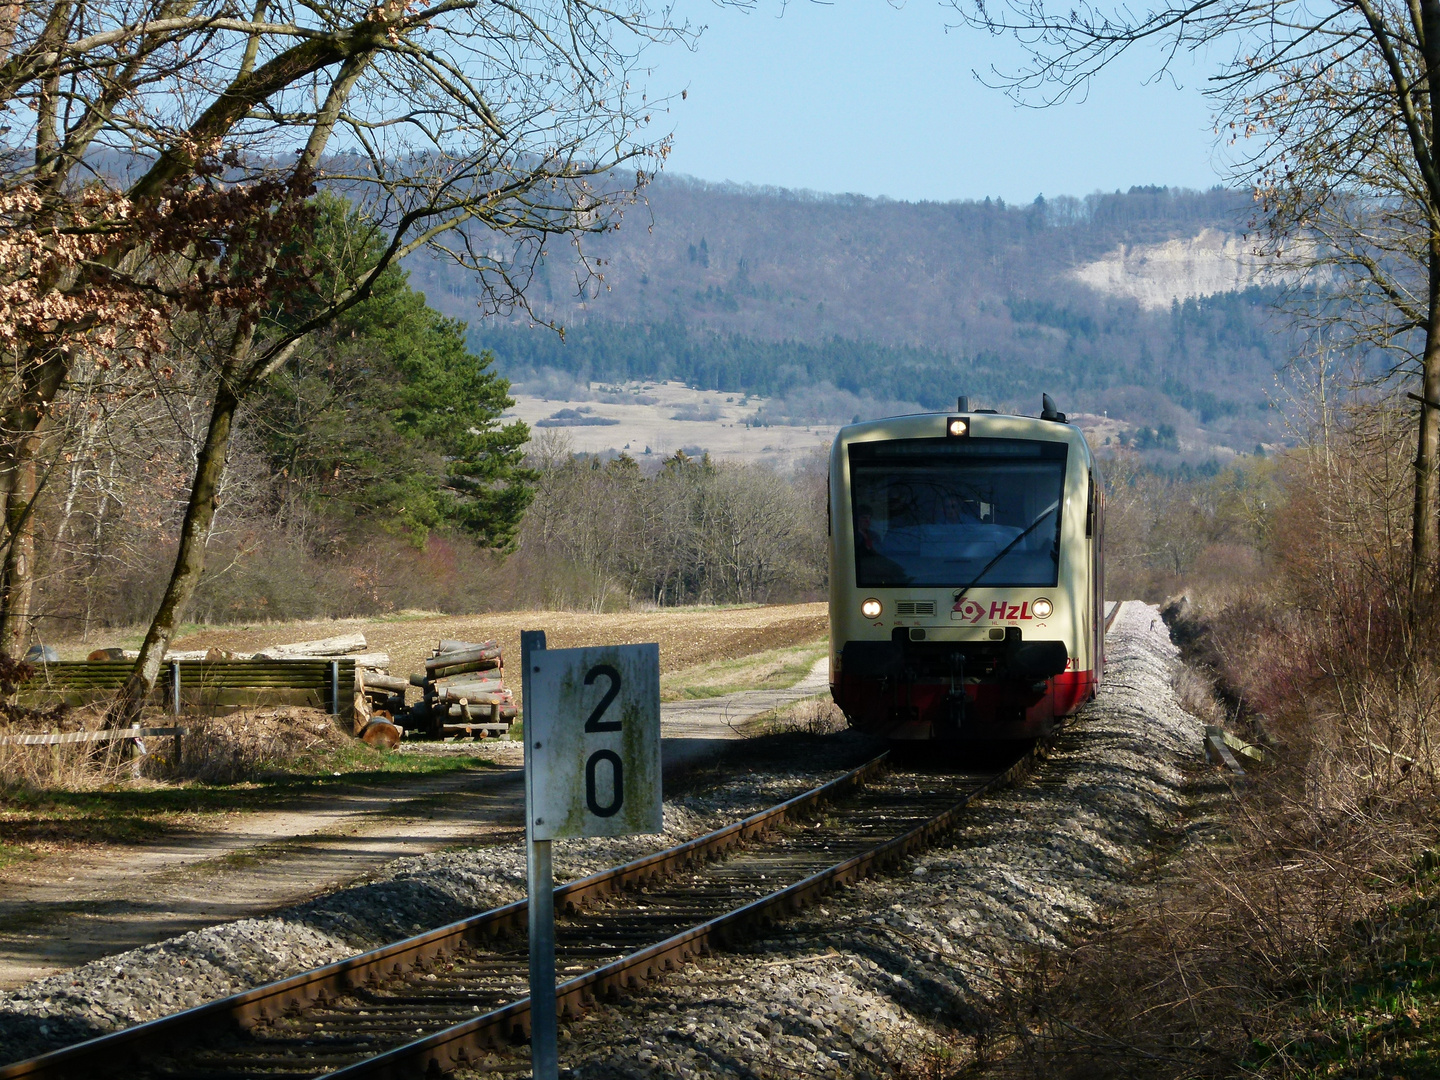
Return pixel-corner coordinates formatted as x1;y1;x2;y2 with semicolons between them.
0;659;831;990
661;656;830;741
0;763;527;990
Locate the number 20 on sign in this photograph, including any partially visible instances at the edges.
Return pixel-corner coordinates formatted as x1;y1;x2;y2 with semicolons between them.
526;643;662;840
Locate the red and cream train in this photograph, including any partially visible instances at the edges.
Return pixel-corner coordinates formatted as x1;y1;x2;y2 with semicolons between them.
828;396;1105;741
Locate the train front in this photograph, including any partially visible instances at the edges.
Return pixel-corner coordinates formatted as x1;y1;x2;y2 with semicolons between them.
828;407;1101;741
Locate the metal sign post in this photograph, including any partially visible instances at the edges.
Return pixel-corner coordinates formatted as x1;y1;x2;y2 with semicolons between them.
521;630;558;1080
522;633;662;1079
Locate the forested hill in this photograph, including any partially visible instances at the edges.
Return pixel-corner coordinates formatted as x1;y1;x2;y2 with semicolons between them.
408;180;1296;451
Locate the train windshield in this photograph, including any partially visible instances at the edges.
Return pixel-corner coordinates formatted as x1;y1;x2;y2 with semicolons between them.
849;438;1067;588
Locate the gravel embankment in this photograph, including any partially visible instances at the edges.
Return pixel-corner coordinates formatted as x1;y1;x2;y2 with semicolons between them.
0;735;874;1066
461;601;1204;1078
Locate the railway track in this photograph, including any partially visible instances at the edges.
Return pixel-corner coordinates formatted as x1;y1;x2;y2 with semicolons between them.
6;602;1124;1080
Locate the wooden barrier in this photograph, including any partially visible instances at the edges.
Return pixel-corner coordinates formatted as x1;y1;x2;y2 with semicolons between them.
16;660;356;718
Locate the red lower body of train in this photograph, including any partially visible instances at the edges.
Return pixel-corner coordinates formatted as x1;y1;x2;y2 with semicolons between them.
831;627;1099;741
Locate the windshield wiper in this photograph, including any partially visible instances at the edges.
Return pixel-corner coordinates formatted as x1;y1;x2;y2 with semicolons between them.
952;500;1060;605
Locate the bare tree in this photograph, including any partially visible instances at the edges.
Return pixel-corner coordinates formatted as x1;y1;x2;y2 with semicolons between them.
0;1;694;710
518;450;824;607
955;0;1440;593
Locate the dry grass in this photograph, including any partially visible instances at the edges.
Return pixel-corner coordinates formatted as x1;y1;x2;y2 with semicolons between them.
160;707;352;784
0;702;131;792
69;602;822;677
0;702;352;790
0;704;495;861
973;598;1440;1078
659;640;826;701
973;770;1439;1079
0;604;832;856
0;738;134;792
3;604;827;793
506;379;835;468
973;772;1440;1080
749;696;847;737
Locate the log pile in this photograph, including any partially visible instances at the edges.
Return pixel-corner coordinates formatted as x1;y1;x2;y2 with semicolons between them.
410;638;518;739
248;634;404;740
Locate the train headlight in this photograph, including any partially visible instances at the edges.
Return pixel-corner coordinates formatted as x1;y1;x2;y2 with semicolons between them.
861;598;882;619
947;417;969;437
1032;597;1053;619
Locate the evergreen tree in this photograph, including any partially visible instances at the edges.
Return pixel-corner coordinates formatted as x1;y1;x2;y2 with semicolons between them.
257;200;534;547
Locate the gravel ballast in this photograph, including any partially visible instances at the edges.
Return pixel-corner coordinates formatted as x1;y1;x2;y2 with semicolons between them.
470;601;1204;1078
0;737;872;1065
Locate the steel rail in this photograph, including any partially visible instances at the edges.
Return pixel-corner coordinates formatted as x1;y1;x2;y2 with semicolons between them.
0;754;892;1080
325;746;1041;1079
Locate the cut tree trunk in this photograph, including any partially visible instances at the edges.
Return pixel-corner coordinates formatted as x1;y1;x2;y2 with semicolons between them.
427;657;501;679
255;633;368;658
361;671;411;693
436;638;500;654
342;651;390;669
433;672;506;690
436;684;506;703
425;643;501;670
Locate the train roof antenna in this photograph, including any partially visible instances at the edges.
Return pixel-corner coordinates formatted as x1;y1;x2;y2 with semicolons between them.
957;395;970;412
1041;393;1067;423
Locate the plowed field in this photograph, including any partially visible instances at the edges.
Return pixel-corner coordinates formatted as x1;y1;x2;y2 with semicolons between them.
171;604;829;690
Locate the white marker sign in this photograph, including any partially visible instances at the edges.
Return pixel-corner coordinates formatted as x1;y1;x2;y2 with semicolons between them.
527;643;661;840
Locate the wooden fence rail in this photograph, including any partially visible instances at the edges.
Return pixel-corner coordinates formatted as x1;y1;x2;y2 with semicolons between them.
16;660;356;718
0;725;186;747
0;725;188;777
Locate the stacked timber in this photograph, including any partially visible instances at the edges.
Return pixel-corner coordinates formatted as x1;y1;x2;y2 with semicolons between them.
411;639;517;739
251;633;406;740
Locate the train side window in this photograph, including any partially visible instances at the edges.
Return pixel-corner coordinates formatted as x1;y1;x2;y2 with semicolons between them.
1086;472;1096;539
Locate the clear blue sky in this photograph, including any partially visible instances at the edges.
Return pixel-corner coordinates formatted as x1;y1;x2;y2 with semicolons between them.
648;0;1223;203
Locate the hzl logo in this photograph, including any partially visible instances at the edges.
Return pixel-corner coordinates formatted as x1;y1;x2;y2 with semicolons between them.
953;599;1037;624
